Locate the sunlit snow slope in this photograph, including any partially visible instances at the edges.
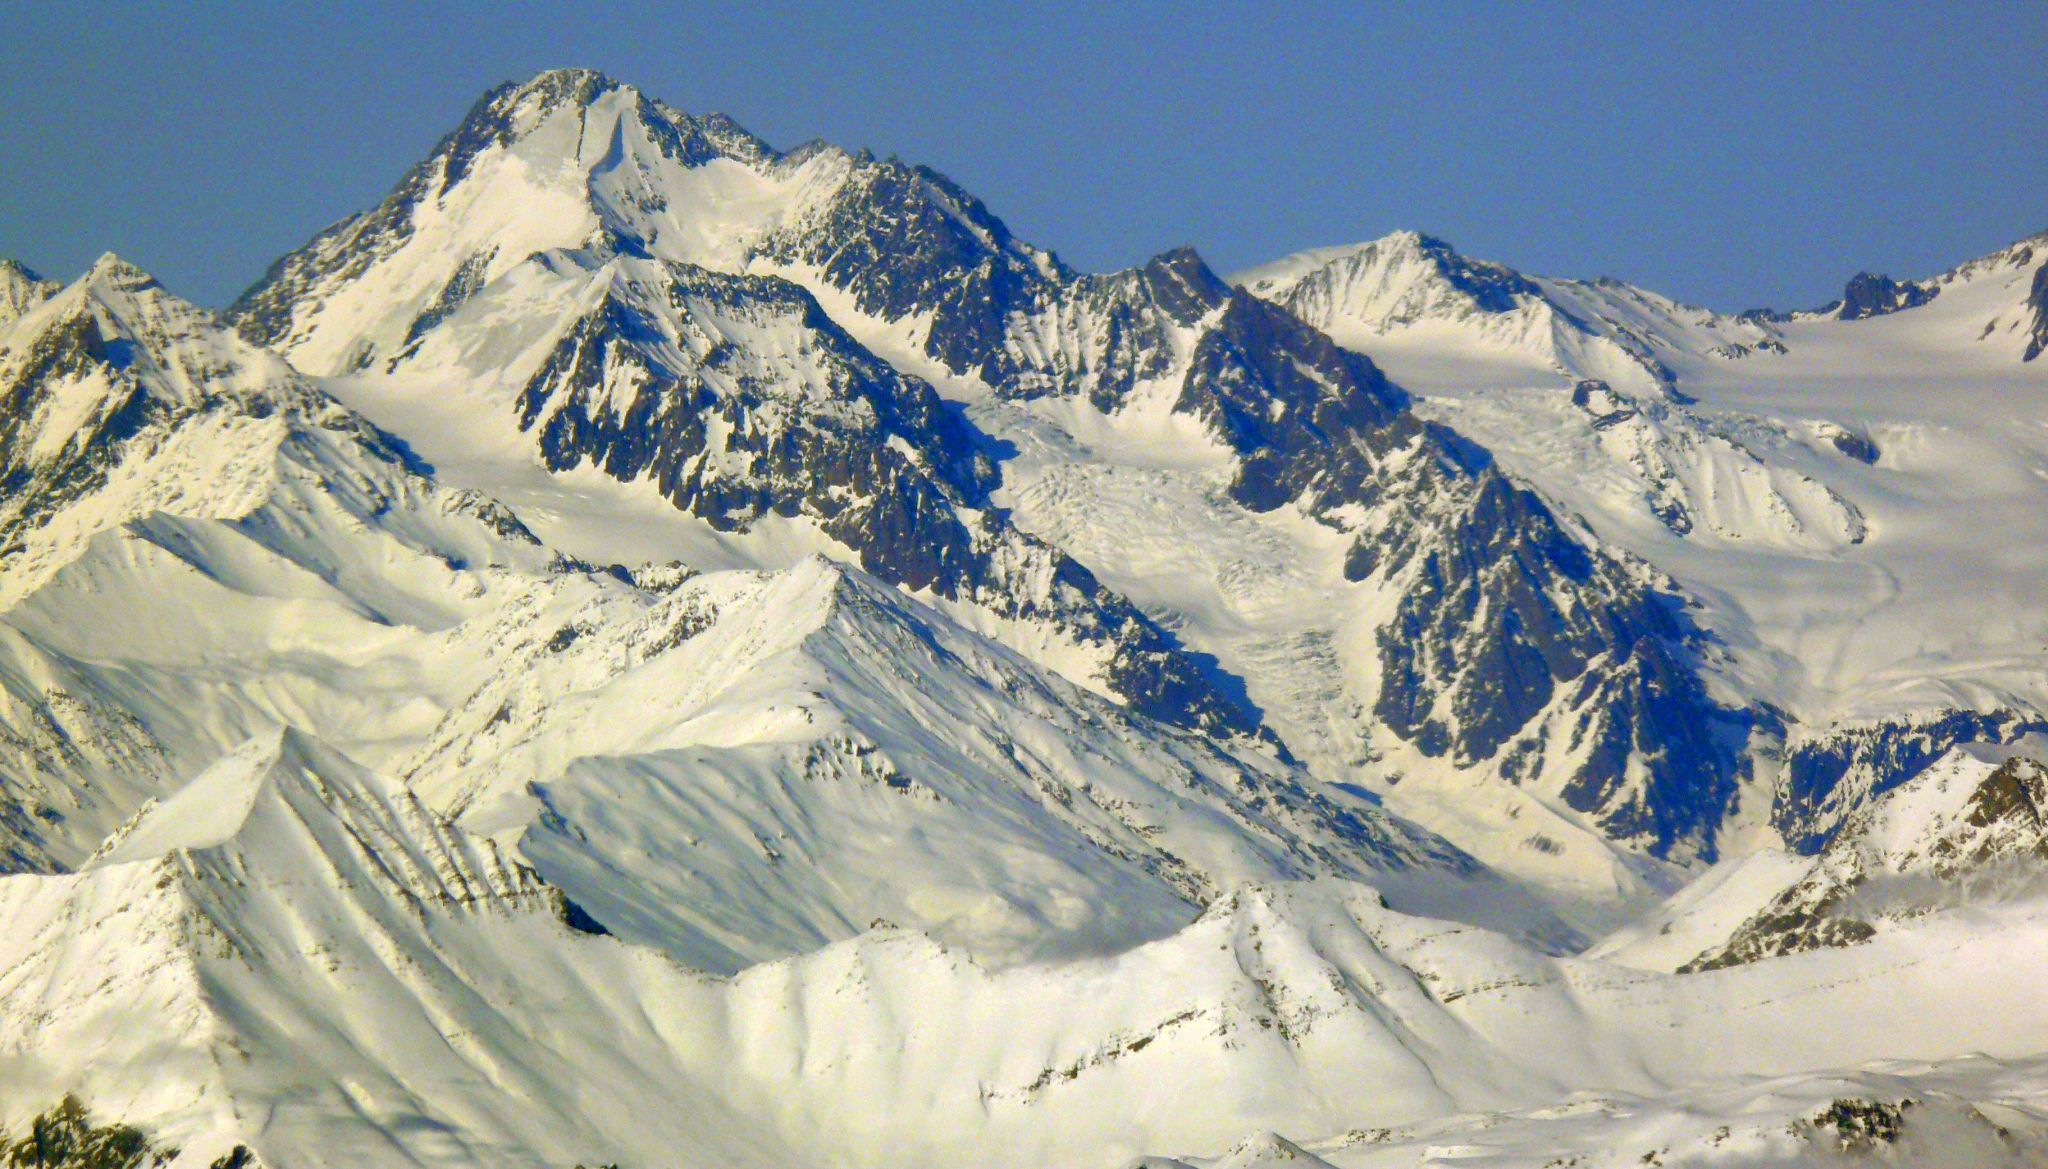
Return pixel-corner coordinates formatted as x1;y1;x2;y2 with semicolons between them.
2;66;2047;1169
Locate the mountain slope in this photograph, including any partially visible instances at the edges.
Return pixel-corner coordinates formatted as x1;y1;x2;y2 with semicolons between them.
1239;229;2048;854
0;254;563;872
0;255;1533;971
7;763;2048;1169
1679;746;2048;971
229;72;1761;915
230;72;1263;741
5;66;2048;1169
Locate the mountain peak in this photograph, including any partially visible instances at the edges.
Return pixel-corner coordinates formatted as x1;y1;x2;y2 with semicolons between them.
80;252;161;295
1834;270;1937;321
497;66;628;114
0;257;56;325
1139;245;1230;315
0;257;47;285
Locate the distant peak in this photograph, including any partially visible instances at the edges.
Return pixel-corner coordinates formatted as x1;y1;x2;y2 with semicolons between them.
1378;227;1439;250
511;66;625;104
1138;245;1229;316
82;252;160;293
1835;270;1936;321
1146;243;1208;268
0;257;48;285
1143;244;1222;286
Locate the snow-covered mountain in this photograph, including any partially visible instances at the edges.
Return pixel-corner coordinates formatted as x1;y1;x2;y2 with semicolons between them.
4;66;2048;1169
7;730;2048;1166
0;254;1535;977
226;72;1775;925
1624;744;2048;972
1240;227;2048;851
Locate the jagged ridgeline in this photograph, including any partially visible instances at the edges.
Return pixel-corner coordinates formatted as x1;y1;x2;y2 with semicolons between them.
228;68;1755;862
6;60;2048;1169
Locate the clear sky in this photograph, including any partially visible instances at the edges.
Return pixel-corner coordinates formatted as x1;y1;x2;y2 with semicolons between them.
2;1;2041;311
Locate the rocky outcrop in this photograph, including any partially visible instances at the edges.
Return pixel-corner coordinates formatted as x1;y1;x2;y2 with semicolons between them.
1833;271;1938;321
505;255;1263;738
1686;752;2048;970
2025;261;2048;362
0;259;55;327
1775;709;2048;852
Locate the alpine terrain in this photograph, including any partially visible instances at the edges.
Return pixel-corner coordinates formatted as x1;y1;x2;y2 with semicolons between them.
2;69;2047;1168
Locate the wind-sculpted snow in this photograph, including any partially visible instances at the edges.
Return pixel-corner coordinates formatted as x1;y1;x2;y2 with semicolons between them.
383;553;1573;970
0;257;559;871
5;763;2048;1169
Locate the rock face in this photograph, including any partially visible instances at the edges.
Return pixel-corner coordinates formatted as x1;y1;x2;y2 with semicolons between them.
2026;261;2048;362
1775;709;2048;852
498;256;1275;739
1155;292;1754;858
1833;271;1938;320
1686;750;2048;970
735;164;1760;862
0;259;56;327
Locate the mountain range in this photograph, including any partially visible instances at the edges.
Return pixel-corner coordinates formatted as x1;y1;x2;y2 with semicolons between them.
3;69;2048;1167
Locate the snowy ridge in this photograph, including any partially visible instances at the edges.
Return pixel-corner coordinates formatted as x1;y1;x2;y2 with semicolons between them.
6;792;2048;1167
0;259;56;328
6;66;2048;1169
1673;745;2048;970
0;259;1528;975
1240;227;2048;808
232;76;1269;740
382;551;1573;969
0;256;562;872
1234;230;1787;394
228;69;1866;918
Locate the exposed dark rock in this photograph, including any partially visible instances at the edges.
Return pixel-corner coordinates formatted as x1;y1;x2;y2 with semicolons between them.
1408;232;1546;311
2024;261;2048;362
508;256;1264;739
1688;754;2048;970
0;1095;176;1169
1164;289;1751;859
1776;709;2048;852
555;891;613;936
1834;271;1937;321
1827;428;1881;464
757;155;1062;385
1812;1099;1908;1152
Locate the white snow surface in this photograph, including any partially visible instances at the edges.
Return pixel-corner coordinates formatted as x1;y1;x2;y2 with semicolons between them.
4;733;2048;1167
3;71;2048;1168
1240;230;2048;729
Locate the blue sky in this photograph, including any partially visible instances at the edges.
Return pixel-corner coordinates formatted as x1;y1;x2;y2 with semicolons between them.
1;1;2041;310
